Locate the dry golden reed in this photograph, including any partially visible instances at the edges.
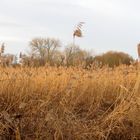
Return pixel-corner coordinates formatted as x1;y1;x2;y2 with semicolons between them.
0;65;140;140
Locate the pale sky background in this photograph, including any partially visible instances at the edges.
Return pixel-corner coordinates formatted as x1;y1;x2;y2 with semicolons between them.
0;0;140;58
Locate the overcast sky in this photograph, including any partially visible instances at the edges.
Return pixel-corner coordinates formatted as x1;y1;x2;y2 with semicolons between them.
0;0;140;58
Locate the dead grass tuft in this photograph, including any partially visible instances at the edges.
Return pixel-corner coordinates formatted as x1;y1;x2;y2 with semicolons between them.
0;66;140;139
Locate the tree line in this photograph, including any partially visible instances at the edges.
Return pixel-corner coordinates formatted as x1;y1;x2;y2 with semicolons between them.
0;37;134;68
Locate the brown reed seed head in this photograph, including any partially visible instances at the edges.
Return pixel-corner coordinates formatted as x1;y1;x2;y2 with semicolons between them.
19;52;22;58
1;43;5;54
137;43;140;58
73;22;85;38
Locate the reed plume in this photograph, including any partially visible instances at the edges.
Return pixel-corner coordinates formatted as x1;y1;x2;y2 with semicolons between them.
73;22;85;44
137;43;140;60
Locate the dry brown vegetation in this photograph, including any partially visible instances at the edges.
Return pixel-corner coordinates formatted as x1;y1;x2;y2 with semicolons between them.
0;65;140;140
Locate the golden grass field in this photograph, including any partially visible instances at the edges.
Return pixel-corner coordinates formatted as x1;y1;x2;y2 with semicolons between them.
0;65;140;140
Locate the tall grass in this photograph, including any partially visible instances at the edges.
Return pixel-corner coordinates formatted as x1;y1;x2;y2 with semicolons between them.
0;65;140;140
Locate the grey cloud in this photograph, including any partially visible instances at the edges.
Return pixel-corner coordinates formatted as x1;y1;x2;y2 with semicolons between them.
0;0;139;58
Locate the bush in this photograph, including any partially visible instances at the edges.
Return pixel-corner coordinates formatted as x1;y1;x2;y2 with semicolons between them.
93;51;134;67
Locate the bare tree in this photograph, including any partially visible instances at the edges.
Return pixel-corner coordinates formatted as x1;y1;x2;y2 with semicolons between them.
29;38;61;65
65;44;88;66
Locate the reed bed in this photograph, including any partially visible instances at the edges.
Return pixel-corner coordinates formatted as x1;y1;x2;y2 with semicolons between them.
0;65;140;140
